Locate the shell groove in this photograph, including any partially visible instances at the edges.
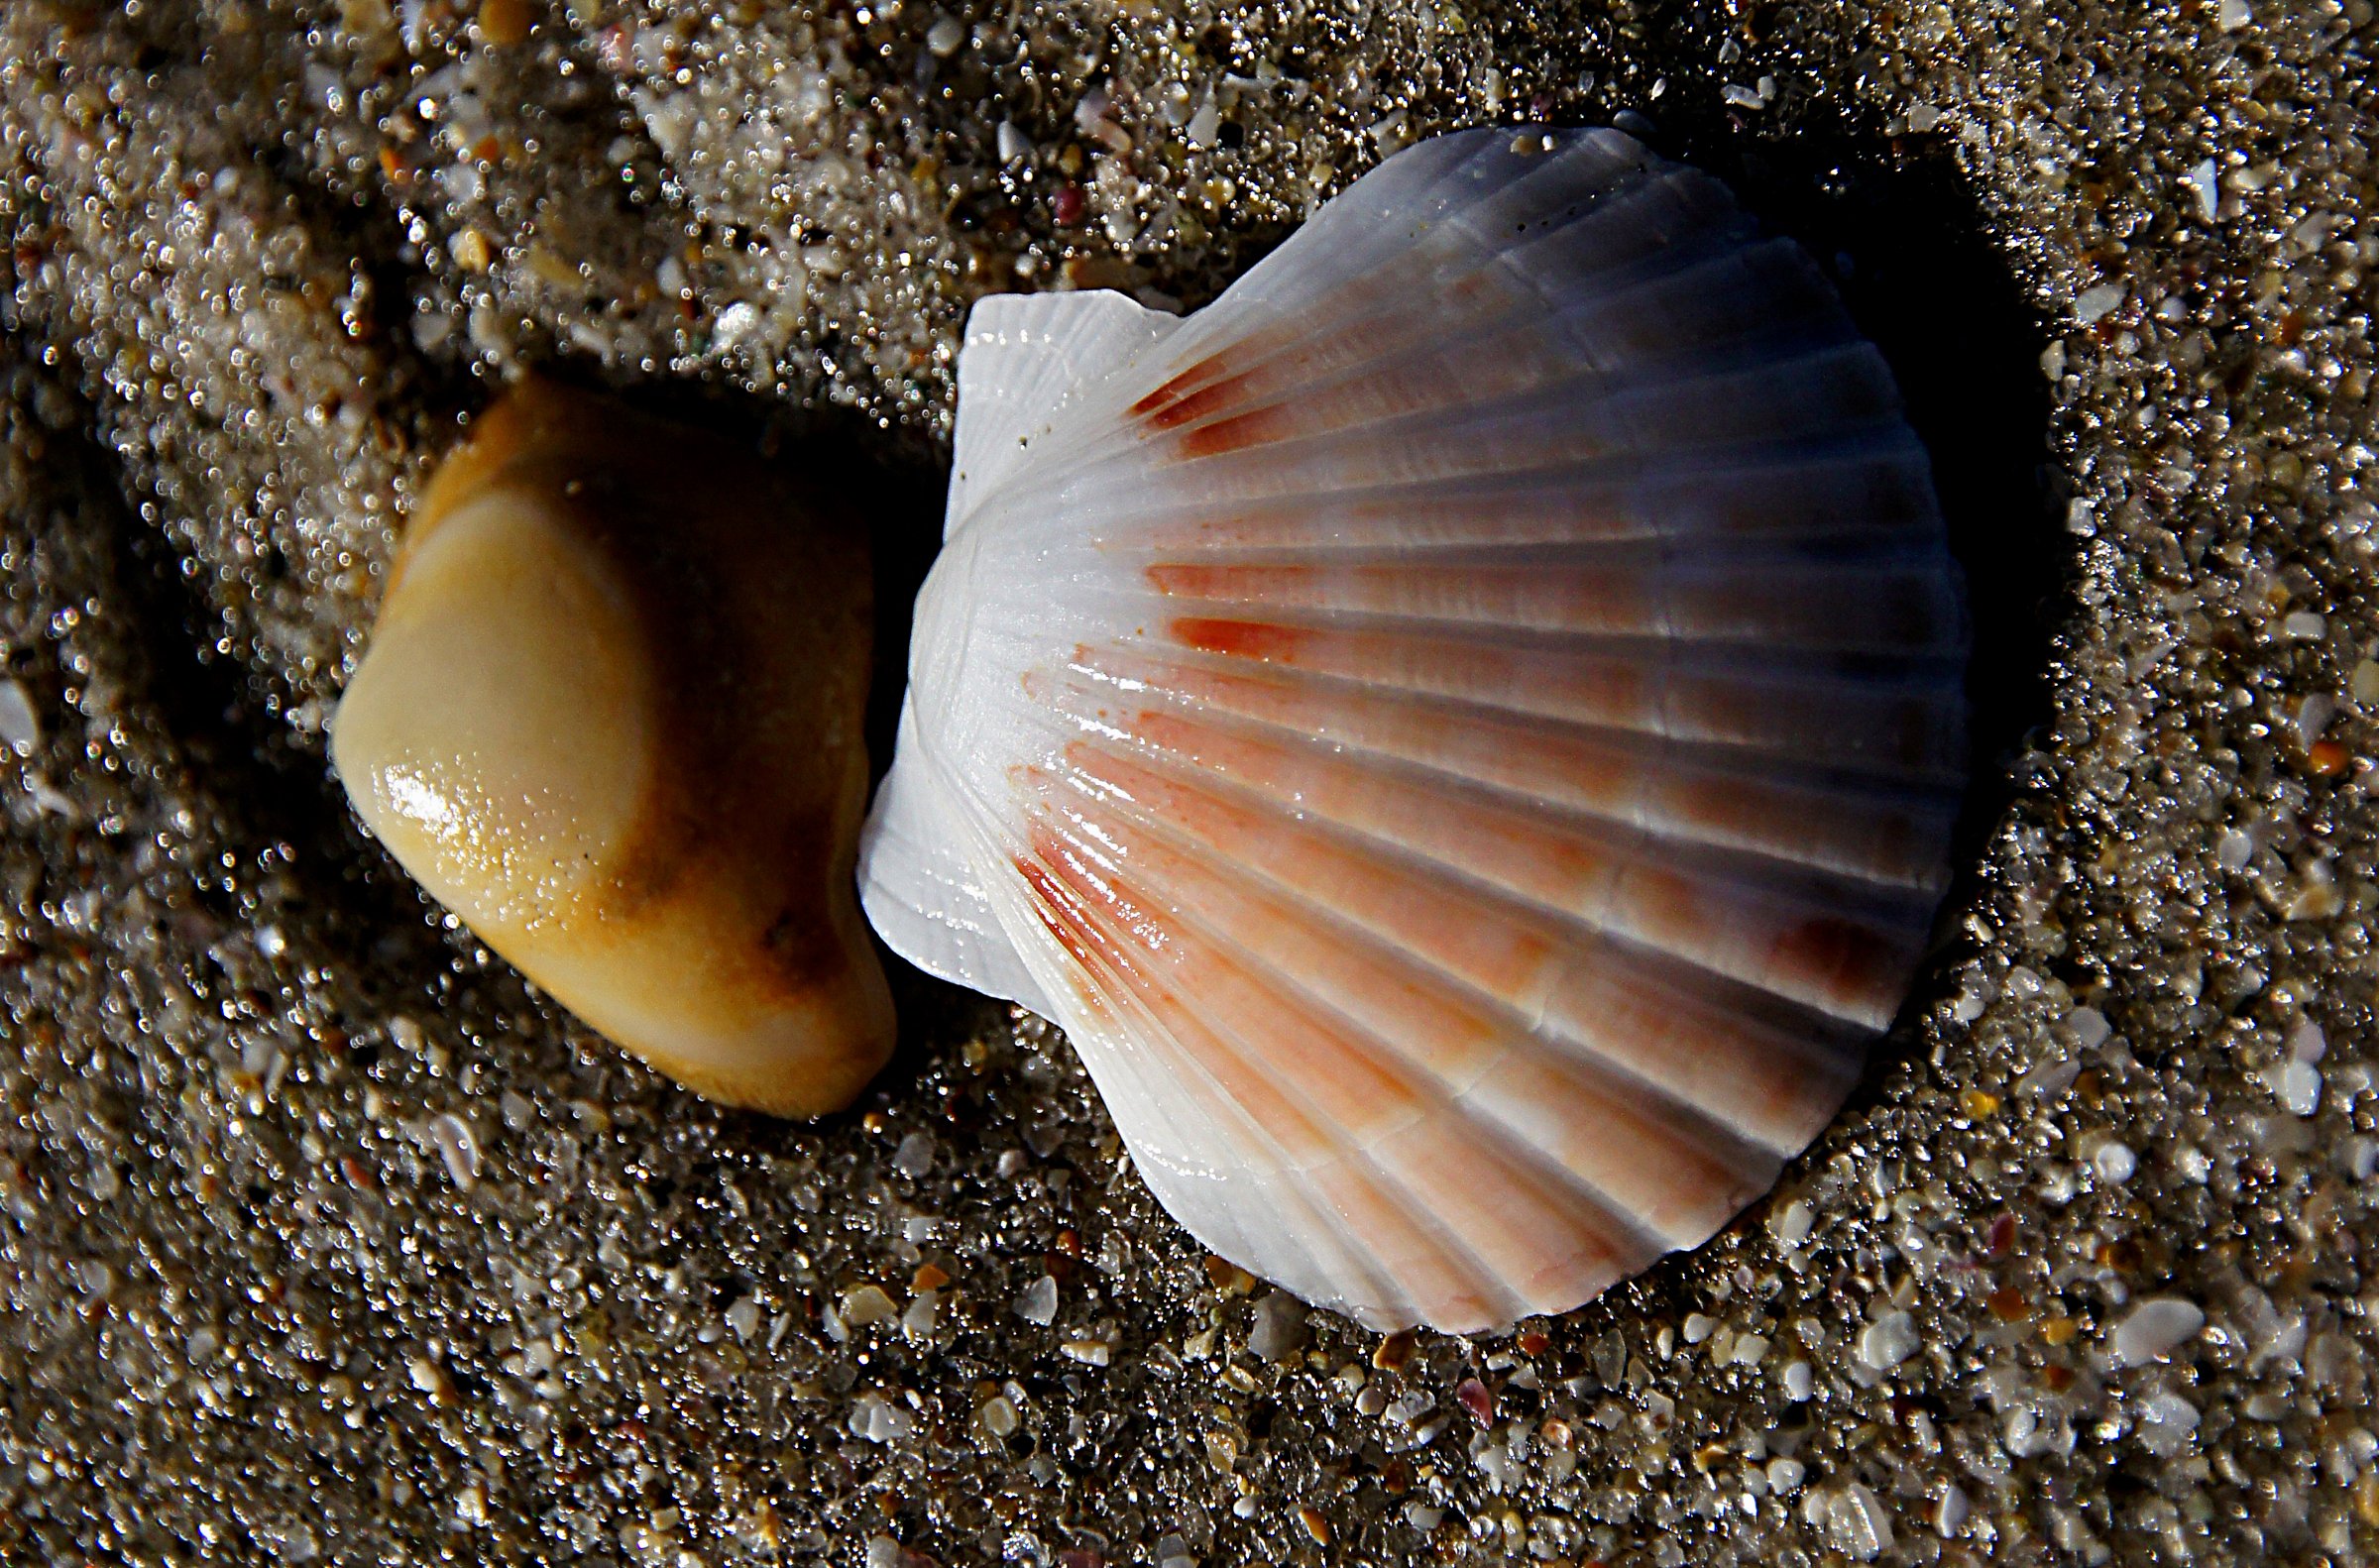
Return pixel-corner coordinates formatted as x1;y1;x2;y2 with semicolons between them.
861;126;1968;1332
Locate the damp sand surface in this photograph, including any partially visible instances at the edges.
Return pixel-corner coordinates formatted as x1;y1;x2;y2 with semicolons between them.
2;0;2377;1563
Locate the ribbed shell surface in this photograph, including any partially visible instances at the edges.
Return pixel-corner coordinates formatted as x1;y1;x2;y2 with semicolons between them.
859;126;1969;1332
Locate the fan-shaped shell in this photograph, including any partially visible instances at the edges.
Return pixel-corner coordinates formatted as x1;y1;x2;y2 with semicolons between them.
861;127;1968;1332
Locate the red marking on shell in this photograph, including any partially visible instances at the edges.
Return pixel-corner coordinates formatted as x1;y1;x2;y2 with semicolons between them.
1140;372;1261;432
1168;616;1314;662
1765;914;1899;1015
1174;405;1290;460
1128;364;1215;420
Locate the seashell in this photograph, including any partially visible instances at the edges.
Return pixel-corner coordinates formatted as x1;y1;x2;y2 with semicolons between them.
333;378;895;1117
861;126;1969;1332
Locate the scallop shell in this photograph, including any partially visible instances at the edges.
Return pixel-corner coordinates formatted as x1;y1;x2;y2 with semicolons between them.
861;127;1968;1331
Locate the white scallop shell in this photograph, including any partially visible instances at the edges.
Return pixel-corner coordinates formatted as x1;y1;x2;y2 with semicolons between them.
860;126;1968;1332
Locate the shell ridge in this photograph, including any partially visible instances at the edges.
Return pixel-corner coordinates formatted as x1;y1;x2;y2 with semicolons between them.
1004;815;1508;1325
1052;717;1914;1067
1058;642;1962;891
1013;809;1645;1341
1029;794;1740;1279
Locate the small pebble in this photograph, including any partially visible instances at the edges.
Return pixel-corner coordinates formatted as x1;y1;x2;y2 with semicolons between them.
1403;1503;1443;1532
841;1285;898;1327
1682;1312;1717;1344
1014;1275;1059;1325
978;1395;1020;1437
996;121;1032;164
2075;280;2126;324
428;1114;480;1190
2283;610;2327;640
1248;1293;1307;1363
1858;1310;1919;1372
0;677;36;755
2112;1296;2205;1366
924;15;964;56
2134;1391;2202;1456
892;1131;935;1177
1781;1360;1814;1401
2066;1006;2110;1049
1060;1338;1112;1366
2277;1059;2322;1117
2094;1141;2137;1183
1766;1457;1805;1494
900;1289;939;1339
1936;1484;1969;1537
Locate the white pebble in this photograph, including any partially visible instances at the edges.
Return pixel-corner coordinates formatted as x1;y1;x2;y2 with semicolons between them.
2277;1059;2322;1116
1061;1338;1113;1366
1403;1503;1443;1532
1682;1312;1717;1344
901;1289;940;1339
2094;1141;2137;1184
2215;828;2255;870
2075;280;2126;324
1830;1483;1896;1562
713;299;763;347
2289;1020;2327;1062
726;1295;762;1342
2297;694;2336;748
865;1534;903;1568
428;1114;480;1189
1858;1310;1920;1372
1731;1333;1770;1367
978;1394;1020;1437
850;1392;916;1443
925;15;963;56
1781;1359;1814;1401
2344;1136;2377;1181
2184;159;2220;223
0;677;38;756
2217;0;2250;28
996;121;1032;164
1014;1274;1059;1325
1775;1198;1814;1246
2284;611;2328;641
893;1131;935;1177
1765;1456;1804;1494
2134;1391;2202;1457
388;1016;426;1054
1936;1484;1969;1537
2066;1006;2110;1050
1185;99;1221;149
2112;1296;2205;1367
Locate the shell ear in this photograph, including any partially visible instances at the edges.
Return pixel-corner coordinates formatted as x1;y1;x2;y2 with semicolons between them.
334;378;894;1118
861;126;1968;1331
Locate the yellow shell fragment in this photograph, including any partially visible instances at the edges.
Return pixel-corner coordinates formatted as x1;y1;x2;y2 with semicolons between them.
333;378;895;1117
